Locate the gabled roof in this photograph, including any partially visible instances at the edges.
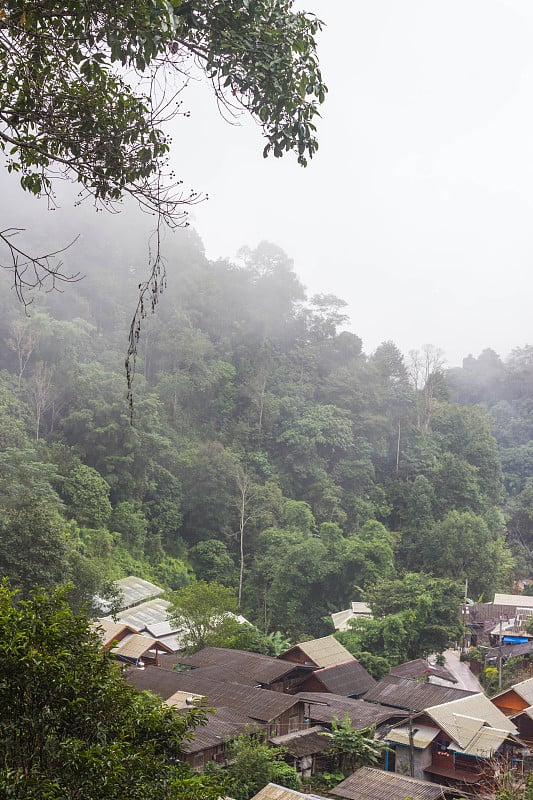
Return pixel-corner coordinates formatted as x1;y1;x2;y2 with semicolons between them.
297;692;407;728
448;726;516;758
93;619;139;648
269;726;329;757
303;660;376;696
108;598;174;631
493;676;533;706
125;667;302;723
182;706;258;753
364;675;475;711
164;646;312;684
280;636;354;668
425;693;517;751
390;658;457;684
330;766;449;800
251;784;327;800
111;633;173;660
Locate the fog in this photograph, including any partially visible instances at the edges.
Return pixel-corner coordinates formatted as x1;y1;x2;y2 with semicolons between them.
2;0;533;366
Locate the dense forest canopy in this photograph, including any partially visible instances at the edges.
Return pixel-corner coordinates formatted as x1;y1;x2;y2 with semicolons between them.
0;222;530;666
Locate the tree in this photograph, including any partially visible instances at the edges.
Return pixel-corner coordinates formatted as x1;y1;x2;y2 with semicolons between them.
0;581;224;799
168;580;238;653
0;0;326;389
320;715;389;775
225;733;300;800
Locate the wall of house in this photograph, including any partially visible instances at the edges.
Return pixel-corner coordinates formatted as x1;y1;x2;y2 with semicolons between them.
394;744;432;781
492;691;528;716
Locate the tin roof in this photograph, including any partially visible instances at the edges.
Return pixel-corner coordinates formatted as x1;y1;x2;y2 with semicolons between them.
111;633;173;660
126;667;302;723
385;723;440;749
448;726;514;757
390;659;457;684
167;646;311;684
269;726;329;757
109;598;175;631
493;594;533;608
297;692;407;728
303;660;376;696
280;636;355;668
504;677;533;705
425;693;517;749
182;706;258;753
251;784;327;800
115;576;164;609
93;619;139;647
364;675;475;711
330;766;449;800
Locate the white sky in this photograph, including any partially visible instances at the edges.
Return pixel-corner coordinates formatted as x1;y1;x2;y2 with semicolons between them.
170;0;533;366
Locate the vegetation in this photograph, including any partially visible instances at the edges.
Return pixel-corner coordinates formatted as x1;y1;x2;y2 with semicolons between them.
0;581;225;799
224;733;300;800
0;226;529;666
320;715;389;776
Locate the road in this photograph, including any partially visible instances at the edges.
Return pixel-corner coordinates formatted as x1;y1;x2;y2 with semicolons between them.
441;648;484;692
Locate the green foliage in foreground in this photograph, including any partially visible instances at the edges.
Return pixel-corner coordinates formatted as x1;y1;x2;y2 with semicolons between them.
0;582;225;799
224;733;300;800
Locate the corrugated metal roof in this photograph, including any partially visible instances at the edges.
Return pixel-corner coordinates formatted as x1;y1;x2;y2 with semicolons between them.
126;667;302;722
297;692;407;728
168;647;312;684
269;726;329;757
390;659;457;685
385;723;440;749
93;619;139;647
251;783;327;800
364;675;475;711
493;594;533;608
425;694;517;749
182;706;258;753
166;690;205;709
330;766;448;800
448;726;513;757
112;634;173;660
109;598;174;631
280;636;355;668
508;677;533;705
115;576;164;609
303;660;376;696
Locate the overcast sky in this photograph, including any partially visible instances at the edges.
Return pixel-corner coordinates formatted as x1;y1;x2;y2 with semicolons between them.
170;0;533;367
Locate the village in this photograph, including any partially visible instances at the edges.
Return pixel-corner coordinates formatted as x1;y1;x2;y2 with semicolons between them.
93;577;533;800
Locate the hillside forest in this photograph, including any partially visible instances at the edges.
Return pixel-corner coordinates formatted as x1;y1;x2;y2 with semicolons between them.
1;221;532;673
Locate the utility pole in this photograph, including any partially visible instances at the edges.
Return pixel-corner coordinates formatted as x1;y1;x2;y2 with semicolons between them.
408;710;415;777
498;616;503;691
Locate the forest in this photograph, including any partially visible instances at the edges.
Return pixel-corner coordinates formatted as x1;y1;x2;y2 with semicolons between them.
1;220;532;672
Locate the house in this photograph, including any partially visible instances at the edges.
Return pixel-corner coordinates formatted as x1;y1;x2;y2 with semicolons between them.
384;693;521;792
491;676;533;716
296;691;407;732
106;597;184;652
330;765;455;800
114;576;164;609
125;665;307;736
93;618;139;649
160;646;314;692
279;636;355;669
181;706;259;770
331;602;372;632
389;659;457;686
297;659;376;697
111;632;174;666
364;675;475;712
269;727;330;776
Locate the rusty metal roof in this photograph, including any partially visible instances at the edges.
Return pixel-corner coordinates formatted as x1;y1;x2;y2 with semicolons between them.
390;659;457;684
302;660;376;696
330;766;449;800
269;726;329;756
297;692;407;728
364;675;475;711
125;667;302;722
280;636;355;668
182;706;260;753
161;647;313;684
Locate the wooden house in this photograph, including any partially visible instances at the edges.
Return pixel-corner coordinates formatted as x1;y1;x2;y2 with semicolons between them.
278;636;355;669
330;766;456;800
297;659;376;697
384;693;522;793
